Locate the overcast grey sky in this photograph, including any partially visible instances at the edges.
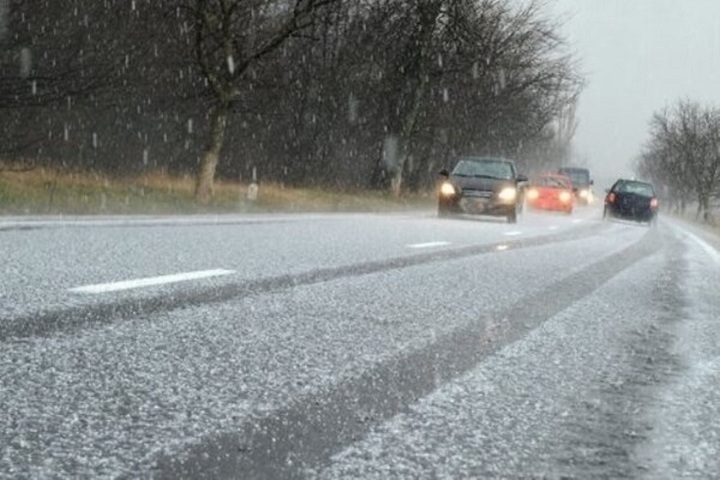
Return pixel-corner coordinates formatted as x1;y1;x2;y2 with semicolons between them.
551;0;720;183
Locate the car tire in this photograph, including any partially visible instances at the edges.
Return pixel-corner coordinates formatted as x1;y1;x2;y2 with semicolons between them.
507;210;517;224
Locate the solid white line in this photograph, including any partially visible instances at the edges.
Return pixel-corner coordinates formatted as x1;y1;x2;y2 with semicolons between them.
682;231;720;265
69;269;236;294
407;241;451;249
503;231;523;236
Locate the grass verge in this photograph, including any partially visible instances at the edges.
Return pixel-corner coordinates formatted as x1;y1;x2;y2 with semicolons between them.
0;167;433;215
669;206;720;235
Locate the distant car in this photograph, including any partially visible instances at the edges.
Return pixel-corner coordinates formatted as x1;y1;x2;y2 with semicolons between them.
603;179;658;224
526;174;574;214
438;157;528;223
558;166;594;204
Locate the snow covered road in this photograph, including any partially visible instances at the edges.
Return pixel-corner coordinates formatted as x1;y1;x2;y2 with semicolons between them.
1;208;719;478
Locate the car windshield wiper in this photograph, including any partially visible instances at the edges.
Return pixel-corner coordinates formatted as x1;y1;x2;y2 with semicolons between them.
472;174;505;180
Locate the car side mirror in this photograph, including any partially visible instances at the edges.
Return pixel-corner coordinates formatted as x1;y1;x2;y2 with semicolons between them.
516;174;528;183
438;169;449;177
590;179;594;186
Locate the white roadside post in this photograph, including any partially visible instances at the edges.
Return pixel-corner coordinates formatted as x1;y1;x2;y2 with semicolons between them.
247;166;259;202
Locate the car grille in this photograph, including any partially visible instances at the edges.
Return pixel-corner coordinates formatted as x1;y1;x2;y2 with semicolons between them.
462;189;493;198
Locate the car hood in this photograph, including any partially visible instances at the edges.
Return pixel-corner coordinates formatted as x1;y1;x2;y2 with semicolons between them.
533;186;567;194
449;176;515;192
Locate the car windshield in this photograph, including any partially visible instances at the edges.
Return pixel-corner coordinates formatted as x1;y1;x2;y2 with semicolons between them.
452;159;514;179
3;1;720;479
560;169;590;186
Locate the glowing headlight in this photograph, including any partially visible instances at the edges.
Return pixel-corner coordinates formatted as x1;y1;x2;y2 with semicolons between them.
440;182;456;196
498;187;517;202
526;188;539;201
579;189;590;199
559;191;572;202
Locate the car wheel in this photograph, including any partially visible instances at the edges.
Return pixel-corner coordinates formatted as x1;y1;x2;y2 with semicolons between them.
507;210;517;224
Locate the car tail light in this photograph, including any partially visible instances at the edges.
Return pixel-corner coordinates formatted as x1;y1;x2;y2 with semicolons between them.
607;192;616;203
650;198;658;208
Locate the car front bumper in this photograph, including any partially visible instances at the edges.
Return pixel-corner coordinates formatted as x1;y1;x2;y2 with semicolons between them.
439;195;516;216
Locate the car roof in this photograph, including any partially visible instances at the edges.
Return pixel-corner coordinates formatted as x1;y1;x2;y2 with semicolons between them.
615;178;654;187
458;156;515;164
559;166;589;172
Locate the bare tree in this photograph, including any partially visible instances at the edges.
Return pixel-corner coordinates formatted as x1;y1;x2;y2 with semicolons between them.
638;100;720;221
185;0;339;203
2;0;582;197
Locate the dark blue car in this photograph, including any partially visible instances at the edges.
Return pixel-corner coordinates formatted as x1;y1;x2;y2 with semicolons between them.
603;179;658;225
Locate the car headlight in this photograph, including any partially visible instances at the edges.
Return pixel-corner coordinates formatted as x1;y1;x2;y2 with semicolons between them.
526;188;539;201
579;189;589;199
559;191;572;202
440;182;456;196
498;187;517;202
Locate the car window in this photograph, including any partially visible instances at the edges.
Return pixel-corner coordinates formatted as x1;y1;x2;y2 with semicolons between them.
560;170;590;186
615;181;655;196
452;160;513;179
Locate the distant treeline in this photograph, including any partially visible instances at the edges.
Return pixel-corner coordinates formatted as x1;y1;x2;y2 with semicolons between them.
1;0;582;200
637;99;720;220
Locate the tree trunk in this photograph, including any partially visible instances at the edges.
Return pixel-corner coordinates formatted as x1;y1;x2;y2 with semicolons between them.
696;193;709;221
390;167;403;197
699;194;710;222
195;103;231;204
387;1;440;197
389;89;426;197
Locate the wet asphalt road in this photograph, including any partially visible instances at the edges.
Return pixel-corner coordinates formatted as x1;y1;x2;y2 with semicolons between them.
1;207;719;478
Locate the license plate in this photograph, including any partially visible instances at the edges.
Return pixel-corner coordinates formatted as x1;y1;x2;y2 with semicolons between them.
460;198;489;213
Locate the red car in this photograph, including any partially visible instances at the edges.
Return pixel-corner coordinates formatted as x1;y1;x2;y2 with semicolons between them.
526;174;575;214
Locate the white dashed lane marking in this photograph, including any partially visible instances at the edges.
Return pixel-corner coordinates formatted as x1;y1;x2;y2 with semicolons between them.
407;241;451;249
69;269;236;294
